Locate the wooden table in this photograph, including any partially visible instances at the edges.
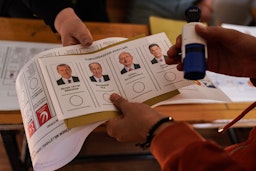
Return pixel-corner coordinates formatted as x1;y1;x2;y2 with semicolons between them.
0;17;256;170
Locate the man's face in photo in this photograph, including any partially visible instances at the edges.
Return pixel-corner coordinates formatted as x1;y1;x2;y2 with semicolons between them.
90;63;103;78
119;52;133;67
150;45;162;59
57;65;72;79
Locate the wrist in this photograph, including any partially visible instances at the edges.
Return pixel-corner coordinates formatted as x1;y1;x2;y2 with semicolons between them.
153;121;174;135
136;117;174;150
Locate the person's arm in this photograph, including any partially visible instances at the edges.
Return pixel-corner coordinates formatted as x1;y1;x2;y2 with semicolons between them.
106;93;247;171
24;0;93;46
106;25;256;171
106;93;246;171
54;8;93;46
24;0;72;32
151;123;245;171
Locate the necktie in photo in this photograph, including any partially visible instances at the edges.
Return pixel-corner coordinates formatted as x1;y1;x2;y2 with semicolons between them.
99;78;102;82
68;80;71;83
129;68;133;71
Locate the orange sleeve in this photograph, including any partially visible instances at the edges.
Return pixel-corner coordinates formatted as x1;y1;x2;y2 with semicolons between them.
150;122;246;171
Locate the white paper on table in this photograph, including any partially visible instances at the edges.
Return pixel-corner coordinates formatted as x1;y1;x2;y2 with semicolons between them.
207;71;256;102
0;41;61;110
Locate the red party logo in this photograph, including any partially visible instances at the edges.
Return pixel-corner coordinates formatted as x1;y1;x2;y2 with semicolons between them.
36;103;52;126
28;121;36;137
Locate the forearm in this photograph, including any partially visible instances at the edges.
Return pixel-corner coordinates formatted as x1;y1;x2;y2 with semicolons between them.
150;122;244;171
24;0;73;32
151;122;204;169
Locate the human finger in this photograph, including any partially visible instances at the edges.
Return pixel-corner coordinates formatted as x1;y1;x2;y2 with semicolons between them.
109;93;127;111
166;35;182;65
75;25;93;46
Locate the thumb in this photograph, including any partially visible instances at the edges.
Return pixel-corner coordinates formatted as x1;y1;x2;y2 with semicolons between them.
195;24;223;43
79;31;93;46
195;24;234;44
110;93;127;111
194;24;209;39
76;25;93;46
194;24;221;41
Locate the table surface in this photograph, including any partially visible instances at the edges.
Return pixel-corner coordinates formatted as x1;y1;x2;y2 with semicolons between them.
0;17;255;129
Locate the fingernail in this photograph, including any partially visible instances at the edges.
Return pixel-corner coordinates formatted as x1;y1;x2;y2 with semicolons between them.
110;93;120;102
83;39;92;46
196;23;207;30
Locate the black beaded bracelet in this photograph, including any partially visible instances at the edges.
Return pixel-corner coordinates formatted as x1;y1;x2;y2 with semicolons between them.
136;116;174;150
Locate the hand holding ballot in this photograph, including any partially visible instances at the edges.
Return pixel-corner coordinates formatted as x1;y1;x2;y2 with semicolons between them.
106;25;256;171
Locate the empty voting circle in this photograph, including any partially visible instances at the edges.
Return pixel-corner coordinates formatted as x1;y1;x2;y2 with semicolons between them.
164;72;176;81
29;77;38;89
69;95;83;106
133;82;145;93
103;93;111;103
